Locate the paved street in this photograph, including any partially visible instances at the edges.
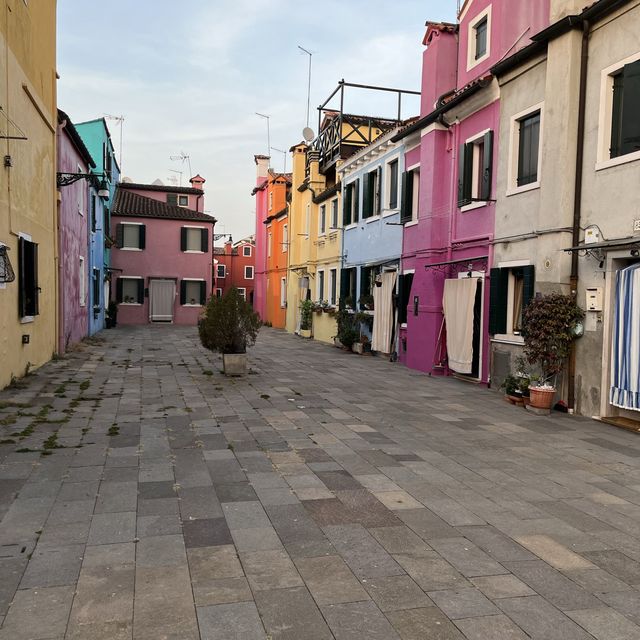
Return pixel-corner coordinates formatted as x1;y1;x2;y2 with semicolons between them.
1;327;640;639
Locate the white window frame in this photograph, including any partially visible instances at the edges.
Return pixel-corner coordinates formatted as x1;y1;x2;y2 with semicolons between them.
183;225;205;253
182;278;205;307
467;5;492;71
344;180;358;230
596;50;640;171
237;287;246;301
461;128;492;212
177;195;189;207
244;265;254;280
243;245;252;257
280;277;287;308
506;102;544;197
317;269;325;302
79;256;86;306
217;264;226;279
492;259;531;344
215;288;223;297
120;222;144;251
330;199;339;228
282;224;288;252
405;163;420;222
120;276;143;306
267;230;272;257
384;154;401;215
319;204;327;236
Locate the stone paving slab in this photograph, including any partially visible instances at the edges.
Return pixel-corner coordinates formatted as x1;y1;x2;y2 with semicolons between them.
2;326;640;638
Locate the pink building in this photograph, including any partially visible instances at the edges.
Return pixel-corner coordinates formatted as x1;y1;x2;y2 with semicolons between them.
394;0;549;383
252;155;270;317
111;179;216;325
56;109;94;352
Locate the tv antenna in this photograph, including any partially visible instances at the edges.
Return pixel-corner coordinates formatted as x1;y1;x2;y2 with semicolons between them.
255;113;271;161
297;45;314;129
270;146;287;174
167;169;182;186
104;114;124;172
170;151;192;179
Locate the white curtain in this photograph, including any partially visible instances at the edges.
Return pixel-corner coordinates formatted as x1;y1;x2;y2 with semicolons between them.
372;271;397;353
442;278;478;374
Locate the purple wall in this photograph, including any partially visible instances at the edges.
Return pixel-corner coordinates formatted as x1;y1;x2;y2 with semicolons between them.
56;122;89;353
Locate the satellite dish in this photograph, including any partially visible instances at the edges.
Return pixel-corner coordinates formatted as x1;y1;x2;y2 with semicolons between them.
302;127;315;142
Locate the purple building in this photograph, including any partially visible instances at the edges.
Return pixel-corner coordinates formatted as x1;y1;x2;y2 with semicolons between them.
394;0;550;384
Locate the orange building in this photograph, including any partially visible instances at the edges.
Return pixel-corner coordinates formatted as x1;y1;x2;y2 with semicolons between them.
263;173;290;328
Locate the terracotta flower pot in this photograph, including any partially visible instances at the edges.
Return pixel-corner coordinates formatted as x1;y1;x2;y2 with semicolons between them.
528;386;556;410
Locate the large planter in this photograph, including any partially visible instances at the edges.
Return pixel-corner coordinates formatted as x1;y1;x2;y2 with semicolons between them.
528;386;556;410
352;343;364;354
300;329;312;338
223;353;247;376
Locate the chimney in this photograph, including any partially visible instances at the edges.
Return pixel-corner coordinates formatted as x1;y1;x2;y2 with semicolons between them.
254;154;270;180
189;174;206;191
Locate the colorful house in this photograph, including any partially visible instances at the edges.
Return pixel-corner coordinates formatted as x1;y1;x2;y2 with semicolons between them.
75;118;120;335
56;110;96;353
252;155;270;319
338;126;408;354
0;0;57;388
213;236;256;303
490;0;640;419
111;180;215;325
393;2;550;383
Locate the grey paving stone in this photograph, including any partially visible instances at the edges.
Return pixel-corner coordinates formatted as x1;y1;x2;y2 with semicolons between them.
87;511;136;545
136;514;182;537
222;501;271;530
37;521;90;548
470;574;535;599
255;586;333;640
428;587;500;620
196;601;266;640
321;600;401;639
567;607;640;640
240;549;303;591
215;482;258;503
138;480;176;499
386;606;465;639
599;591;640;626
394;551;469;591
82;542;135;567
369;525;433;555
582;550;640;585
192;576;253;606
456;525;537;562
19;544;84;589
429;536;508;577
136;534;186;567
454;614;530;639
295;555;369;605
183;518;233;548
231;526;283;552
0;557;26;616
396;508;459;540
364;574;431;611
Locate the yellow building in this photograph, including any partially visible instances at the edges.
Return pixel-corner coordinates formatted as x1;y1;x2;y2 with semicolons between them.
0;1;58;388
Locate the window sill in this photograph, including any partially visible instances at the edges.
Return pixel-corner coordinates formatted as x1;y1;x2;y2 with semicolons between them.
366;215;382;224
404;220;419;228
184;250;205;254
506;182;540;197
182;304;203;307
467;50;490;72
491;334;525;345
120;247;143;251
120;303;142;306
20;315;35;324
595;151;640;171
382;209;399;218
461;201;488;212
344;223;357;231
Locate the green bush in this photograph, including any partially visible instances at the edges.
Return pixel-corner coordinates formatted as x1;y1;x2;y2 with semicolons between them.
336;309;359;349
299;299;314;330
199;287;261;354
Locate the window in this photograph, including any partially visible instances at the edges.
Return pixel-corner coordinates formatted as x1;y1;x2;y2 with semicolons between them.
400;168;420;224
305;204;311;236
244;266;254;279
610;59;640;159
18;237;38;318
180;279;206;306
397;272;414;325
517;112;540;187
243;245;252;257
178;195;189;207
489;265;535;337
268;231;272;257
269;192;273;211
92;268;100;309
103;207;110;240
342;179;360;226
181;226;208;252
475;17;488;60
317;270;325;302
458;131;493;207
282;225;288;252
217;264;226;278
329;268;337;306
117;223;145;250
215;288;223;297
117;277;144;304
238;287;246;301
166;193;178;205
104;143;113;181
280;277;287;308
330;199;338;229
319;205;327;235
387;159;399;209
467;6;491;69
340;267;357;307
79;257;86;307
362;167;381;219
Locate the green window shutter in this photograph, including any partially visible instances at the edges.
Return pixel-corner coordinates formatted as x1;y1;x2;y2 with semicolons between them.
137;279;145;304
115;223;123;248
343;184;352;226
400;171;413;223
199;281;207;305
201;228;209;253
116;278;123;303
621;59;640;156
180;280;187;305
376;166;382;215
339;268;350;305
353;178;360;223
397;275;406;324
362;172;372;219
31;242;39;316
522;265;535;308
457;143;467;206
18;237;26;317
488;267;509;335
180;227;187;251
611;72;624;158
138;224;146;250
167;193;177;205
481;130;493;201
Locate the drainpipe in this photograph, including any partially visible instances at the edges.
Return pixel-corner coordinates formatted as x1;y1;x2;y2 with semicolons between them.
567;20;590;412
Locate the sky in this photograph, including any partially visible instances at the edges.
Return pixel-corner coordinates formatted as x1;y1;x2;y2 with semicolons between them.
57;0;457;241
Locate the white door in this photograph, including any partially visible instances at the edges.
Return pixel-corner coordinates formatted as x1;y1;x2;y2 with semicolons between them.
149;279;175;322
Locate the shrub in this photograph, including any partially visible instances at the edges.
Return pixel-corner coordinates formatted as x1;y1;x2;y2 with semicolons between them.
299;299;314;330
199;287;261;354
336;309;359;349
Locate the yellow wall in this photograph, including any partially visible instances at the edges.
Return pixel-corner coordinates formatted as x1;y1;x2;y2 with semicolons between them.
0;1;58;388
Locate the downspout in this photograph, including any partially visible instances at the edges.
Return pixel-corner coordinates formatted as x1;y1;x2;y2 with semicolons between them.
568;20;590;412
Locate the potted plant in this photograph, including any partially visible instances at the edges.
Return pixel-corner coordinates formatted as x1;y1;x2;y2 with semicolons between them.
359;294;374;311
344;295;354;310
198;287;261;376
336;309;359;351
106;301;118;328
353;334;372;355
500;374;524;405
521;292;584;411
299;299;313;338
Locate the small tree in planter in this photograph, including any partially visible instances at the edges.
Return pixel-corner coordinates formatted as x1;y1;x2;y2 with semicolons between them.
199;287;261;376
521;292;584;409
299;299;314;338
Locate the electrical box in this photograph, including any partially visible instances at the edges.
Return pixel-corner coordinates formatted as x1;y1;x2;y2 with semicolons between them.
586;287;603;311
584;227;601;244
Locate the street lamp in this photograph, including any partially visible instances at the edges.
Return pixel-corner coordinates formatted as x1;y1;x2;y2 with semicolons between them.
57;172;111;199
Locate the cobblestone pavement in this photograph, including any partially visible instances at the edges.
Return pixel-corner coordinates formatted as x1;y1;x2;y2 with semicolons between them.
1;327;640;639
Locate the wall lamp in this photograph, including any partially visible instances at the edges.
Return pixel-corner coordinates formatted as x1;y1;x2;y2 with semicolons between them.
57;172;110;198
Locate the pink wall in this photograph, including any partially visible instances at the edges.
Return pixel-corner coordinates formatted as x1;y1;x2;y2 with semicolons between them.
253;181;268;317
421;28;458;117
111;215;214;325
57;123;89;353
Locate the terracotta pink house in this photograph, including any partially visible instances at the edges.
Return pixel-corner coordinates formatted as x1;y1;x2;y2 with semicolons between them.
393;0;550;383
252;155;270;317
111;178;216;325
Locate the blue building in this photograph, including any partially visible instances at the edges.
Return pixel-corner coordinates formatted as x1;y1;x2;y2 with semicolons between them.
338;127;405;354
75;119;120;335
